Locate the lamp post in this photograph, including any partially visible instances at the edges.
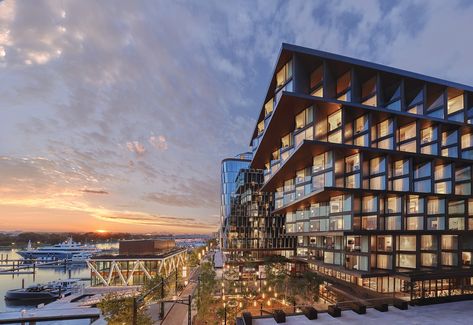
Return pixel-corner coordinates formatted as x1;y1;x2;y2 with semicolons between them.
223;302;227;325
175;268;178;295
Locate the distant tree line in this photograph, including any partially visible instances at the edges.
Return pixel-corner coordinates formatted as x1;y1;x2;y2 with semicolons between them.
0;232;169;247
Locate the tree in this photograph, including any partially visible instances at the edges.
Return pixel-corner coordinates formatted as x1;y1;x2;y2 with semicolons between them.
188;249;202;267
302;272;322;302
264;255;287;294
141;274;167;302
98;293;152;325
197;261;217;318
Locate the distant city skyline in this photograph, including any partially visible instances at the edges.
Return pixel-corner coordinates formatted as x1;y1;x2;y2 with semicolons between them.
1;0;473;233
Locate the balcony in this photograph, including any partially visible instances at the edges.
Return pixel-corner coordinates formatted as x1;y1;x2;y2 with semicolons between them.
251;91;473;169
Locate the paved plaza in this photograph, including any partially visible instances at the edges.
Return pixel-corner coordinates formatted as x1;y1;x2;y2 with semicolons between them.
253;300;473;324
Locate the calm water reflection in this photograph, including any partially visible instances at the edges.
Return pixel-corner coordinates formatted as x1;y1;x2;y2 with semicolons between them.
0;243;117;313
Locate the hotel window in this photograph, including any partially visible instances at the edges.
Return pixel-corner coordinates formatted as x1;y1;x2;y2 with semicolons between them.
427;216;445;230
407;88;424;115
286;223;295;233
442;252;458;266
455;166;471;195
353;114;369;146
448;199;465;215
421;253;437;267
447;89;464;122
397;254;416;269
397;122;417;153
336;70;351;101
407;195;424;214
372;119;394;150
294;126;314;147
361;76;377;107
284;178;295;192
462;252;471;266
362;195;377;213
405;216;423;230
442;235;458;250
427;198;445;214
421;235;437;250
448;200;465;230
295;106;314;130
276;59;293;88
310;65;324;97
313;151;333;172
434;164;452;194
312;152;333;191
296;167;311;184
390;159;409;191
257;120;265;135
329;215;351;231
385;215;401;230
420;126;438;155
441;129;458;158
281;133;293;149
448;217;465;230
264;98;274;116
386;196;401;214
468;93;473;125
469;199;473;230
461;133;473;159
362;215;377;230
327;110;342;143
329;195;352;214
398;235;416;251
376;254;393;270
369;157;386;190
414;162;431;193
384;81;402;111
376;235;393;252
426;87;445;119
345;154;360;188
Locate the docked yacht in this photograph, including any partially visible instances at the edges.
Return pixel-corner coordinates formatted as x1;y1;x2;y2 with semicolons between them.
17;238;100;261
5;279;81;301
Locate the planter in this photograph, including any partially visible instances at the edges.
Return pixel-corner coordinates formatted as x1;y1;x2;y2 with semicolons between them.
351;302;366;315
273;309;286;323
374;303;388;312
328;305;341;317
242;312;252;325
394;300;408;310
302;306;317;320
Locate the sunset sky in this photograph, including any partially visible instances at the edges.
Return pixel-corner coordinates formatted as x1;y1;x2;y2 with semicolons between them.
1;0;473;234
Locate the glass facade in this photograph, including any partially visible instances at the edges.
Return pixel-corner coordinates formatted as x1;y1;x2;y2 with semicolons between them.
220;153;251;249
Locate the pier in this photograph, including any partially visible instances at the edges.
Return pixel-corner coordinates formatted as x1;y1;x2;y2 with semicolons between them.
0;257;71;275
0;307;101;324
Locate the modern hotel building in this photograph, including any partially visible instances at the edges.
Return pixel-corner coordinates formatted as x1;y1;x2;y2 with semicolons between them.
241;43;473;302
220;153;295;261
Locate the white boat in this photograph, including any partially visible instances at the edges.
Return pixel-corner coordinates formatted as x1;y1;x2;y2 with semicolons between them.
17;238;100;261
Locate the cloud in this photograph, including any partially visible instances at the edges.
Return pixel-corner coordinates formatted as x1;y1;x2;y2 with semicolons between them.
80;188;109;195
2;0;473;234
149;135;168;150
126;141;146;156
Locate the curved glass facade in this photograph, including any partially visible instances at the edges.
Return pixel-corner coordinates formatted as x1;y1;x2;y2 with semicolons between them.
220;153;251;248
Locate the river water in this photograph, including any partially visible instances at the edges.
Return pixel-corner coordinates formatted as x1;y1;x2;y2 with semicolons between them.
0;248;91;313
0;243;117;324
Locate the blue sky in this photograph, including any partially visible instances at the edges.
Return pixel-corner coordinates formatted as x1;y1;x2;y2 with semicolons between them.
1;0;473;233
